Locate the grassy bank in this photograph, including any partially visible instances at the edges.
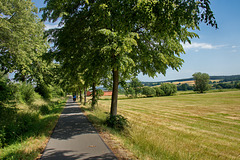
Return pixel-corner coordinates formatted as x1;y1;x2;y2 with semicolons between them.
83;90;240;159
0;97;67;160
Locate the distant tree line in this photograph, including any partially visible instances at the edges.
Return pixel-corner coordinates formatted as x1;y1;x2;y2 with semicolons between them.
123;78;177;98
212;81;240;89
177;83;193;91
210;75;240;82
141;82;163;87
141;75;240;88
122;74;240;95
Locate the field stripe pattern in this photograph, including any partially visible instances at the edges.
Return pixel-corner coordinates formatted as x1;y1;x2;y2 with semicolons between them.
99;91;240;160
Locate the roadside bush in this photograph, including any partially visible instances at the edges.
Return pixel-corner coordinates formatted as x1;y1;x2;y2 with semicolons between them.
50;85;65;98
105;115;129;131
160;83;177;96
142;86;156;97
35;83;52;100
0;105;39;147
13;112;39;135
16;82;36;104
0;73;12;103
0;128;6;148
0;102;17;148
40;105;50;115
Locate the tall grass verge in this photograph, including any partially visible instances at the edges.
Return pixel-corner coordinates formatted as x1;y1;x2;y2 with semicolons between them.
0;97;67;159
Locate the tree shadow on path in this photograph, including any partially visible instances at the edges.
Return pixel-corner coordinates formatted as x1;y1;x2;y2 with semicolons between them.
41;99;117;160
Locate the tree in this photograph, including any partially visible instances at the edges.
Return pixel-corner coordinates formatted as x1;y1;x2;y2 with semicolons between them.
42;0;217;116
154;87;165;97
235;81;240;89
123;77;143;97
193;72;210;93
0;0;48;81
124;87;135;97
129;77;143;97
142;86;156;97
160;83;177;96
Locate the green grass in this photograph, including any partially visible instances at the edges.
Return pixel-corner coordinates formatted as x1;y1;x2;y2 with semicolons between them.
0;97;67;160
84;90;240;160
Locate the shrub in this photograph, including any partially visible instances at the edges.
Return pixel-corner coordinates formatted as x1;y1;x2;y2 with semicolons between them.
40;105;50;115
154;87;165;96
160;83;177;96
177;83;193;91
14;112;39;134
0;106;39;147
236;83;240;89
16;82;36;104
0;106;13;148
105;115;129;131
0;73;12;103
0;128;6;148
125;87;135;97
96;89;104;98
0;104;17;147
142;86;156;97
50;85;65;98
35;83;52;100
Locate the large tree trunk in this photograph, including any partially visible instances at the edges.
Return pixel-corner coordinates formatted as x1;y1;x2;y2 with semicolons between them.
84;87;87;105
110;69;119;116
91;82;96;110
79;87;82;103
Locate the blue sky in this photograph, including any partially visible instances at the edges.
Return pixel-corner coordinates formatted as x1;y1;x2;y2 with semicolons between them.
33;0;240;82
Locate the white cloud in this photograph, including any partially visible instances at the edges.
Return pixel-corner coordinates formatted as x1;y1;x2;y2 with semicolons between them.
44;23;59;30
182;42;224;50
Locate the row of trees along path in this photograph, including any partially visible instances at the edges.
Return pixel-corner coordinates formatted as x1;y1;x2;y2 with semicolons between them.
41;0;217;116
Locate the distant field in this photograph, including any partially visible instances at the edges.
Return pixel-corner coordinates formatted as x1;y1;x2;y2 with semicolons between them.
151;80;221;87
171;80;195;85
171;79;221;85
98;90;240;159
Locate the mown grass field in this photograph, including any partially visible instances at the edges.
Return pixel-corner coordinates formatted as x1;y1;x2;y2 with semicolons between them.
94;90;240;160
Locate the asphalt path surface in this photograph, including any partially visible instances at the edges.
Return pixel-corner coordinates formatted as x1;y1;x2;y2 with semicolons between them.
41;98;117;160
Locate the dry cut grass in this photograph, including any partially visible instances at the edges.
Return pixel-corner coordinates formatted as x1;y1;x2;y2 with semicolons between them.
98;90;240;160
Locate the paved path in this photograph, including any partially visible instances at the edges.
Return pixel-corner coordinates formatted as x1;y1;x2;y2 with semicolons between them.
41;98;117;160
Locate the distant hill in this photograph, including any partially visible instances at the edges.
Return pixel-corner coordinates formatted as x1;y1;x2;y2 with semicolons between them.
142;75;240;86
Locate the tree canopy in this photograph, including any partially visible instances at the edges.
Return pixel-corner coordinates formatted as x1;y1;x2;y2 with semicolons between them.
41;0;217;115
193;72;210;93
0;0;48;82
